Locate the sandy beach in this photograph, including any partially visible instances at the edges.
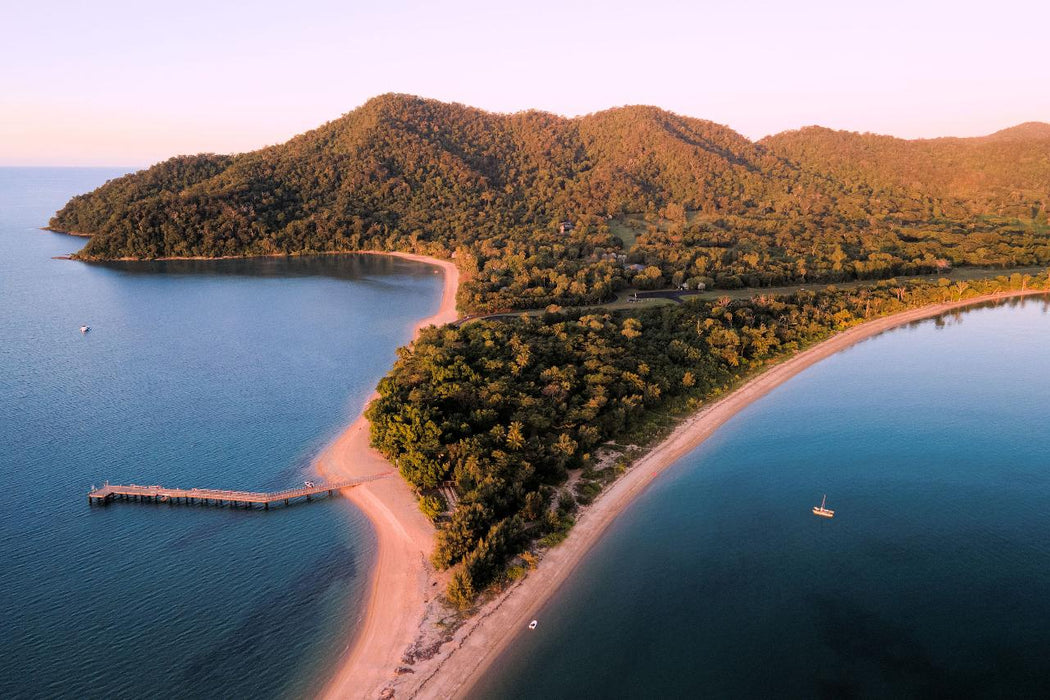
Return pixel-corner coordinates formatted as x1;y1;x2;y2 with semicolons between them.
314;279;1044;699
315;252;458;700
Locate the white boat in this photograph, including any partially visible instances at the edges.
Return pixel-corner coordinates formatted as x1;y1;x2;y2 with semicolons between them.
528;619;538;630
812;494;835;518
80;325;90;333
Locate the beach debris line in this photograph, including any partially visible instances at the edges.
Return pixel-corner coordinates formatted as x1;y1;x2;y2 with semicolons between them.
812;494;835;518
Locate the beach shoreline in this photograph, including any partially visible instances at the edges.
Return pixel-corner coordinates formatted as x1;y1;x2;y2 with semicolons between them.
314;252;458;700
312;276;1044;698
407;289;1048;698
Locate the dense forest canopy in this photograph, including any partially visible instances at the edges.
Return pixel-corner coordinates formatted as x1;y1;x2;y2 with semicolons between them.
762;124;1050;218
368;274;1050;606
50;94;1050;311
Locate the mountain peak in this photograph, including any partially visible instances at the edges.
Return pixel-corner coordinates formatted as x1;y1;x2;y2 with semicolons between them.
983;122;1050;141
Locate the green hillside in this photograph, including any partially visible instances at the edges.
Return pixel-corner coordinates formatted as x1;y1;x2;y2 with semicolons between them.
50;94;1050;311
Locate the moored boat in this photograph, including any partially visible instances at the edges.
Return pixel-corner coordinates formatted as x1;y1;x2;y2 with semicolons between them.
812;494;834;518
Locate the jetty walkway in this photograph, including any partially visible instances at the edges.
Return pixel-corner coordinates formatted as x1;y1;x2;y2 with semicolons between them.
87;474;387;510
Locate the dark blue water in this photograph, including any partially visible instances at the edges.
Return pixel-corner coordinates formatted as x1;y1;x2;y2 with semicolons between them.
478;297;1050;698
0;168;443;699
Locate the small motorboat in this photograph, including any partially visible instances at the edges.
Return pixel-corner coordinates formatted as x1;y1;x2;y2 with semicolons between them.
304;480;315;488
812;494;835;519
80;325;90;333
528;619;538;630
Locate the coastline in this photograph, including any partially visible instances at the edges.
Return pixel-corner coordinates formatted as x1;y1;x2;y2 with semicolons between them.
314;252;459;700
408;288;1048;698
42;226;457;266
54;237;464;697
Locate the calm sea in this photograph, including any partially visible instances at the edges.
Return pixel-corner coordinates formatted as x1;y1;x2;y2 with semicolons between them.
0;168;442;699
477;295;1050;697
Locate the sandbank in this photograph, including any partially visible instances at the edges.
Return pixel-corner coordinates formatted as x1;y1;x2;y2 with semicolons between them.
315;253;458;700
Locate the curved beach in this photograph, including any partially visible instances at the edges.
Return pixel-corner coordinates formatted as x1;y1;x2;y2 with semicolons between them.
410;289;1048;698
315;252;459;700
313;278;1045;698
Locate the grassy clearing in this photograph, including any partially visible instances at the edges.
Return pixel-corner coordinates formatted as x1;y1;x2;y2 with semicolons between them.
609;217;643;250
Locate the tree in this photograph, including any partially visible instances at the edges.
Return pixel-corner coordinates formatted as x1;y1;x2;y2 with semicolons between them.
621;318;642;339
419;492;447;521
506;421;525;450
447;567;475;609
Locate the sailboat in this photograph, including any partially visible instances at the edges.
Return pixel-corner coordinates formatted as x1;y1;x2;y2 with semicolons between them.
812;494;835;518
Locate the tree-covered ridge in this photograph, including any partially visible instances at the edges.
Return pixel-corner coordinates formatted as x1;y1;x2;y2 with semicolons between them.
50;94;1050;310
762;124;1050;219
52;154;234;237
367;273;1049;606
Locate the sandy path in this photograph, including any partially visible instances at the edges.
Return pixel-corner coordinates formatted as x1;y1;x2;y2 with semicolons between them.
315;253;458;700
410;289;1048;698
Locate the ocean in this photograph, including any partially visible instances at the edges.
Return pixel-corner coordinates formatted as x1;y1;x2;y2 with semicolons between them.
0;167;442;699
476;295;1050;697
7;167;1050;699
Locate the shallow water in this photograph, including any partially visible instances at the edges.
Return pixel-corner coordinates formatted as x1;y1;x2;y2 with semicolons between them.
0;168;442;699
477;295;1050;698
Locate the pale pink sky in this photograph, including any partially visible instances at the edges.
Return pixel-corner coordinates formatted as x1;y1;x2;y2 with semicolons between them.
3;0;1048;166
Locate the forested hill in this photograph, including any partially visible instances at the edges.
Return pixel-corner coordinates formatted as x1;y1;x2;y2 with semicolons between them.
761;123;1050;218
50;94;1050;311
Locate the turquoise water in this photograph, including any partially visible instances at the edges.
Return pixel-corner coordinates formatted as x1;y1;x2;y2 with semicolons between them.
0;168;442;699
477;297;1050;697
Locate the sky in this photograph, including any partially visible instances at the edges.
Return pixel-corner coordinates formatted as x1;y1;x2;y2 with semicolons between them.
2;0;1048;166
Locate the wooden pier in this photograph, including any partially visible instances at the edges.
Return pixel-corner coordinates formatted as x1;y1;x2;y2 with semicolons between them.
87;475;387;510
